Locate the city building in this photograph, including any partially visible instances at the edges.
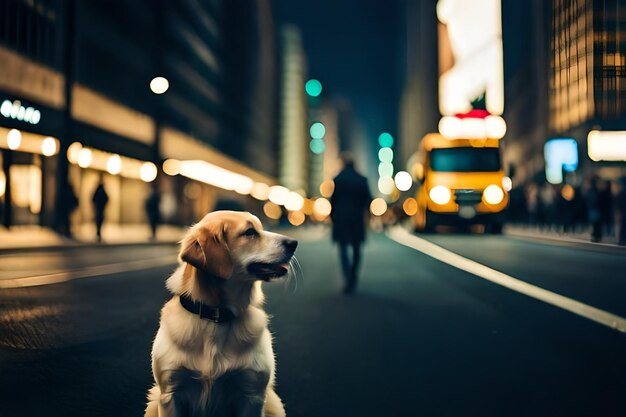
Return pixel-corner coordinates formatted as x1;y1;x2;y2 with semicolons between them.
399;0;440;171
550;0;626;180
278;25;309;195
0;0;279;234
501;0;551;184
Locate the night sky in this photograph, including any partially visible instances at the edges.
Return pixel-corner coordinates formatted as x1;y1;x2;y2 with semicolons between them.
273;0;406;160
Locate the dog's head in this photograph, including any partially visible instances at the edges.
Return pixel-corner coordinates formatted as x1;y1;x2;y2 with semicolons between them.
179;211;298;281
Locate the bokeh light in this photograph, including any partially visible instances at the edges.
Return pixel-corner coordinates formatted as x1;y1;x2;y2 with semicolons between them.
150;76;169;94
313;198;332;219
67;142;82;163
378;147;393;163
305;79;322;97
309;122;326;139
106;154;122;175
287;210;305;226
378;162;394;177
402;198;418;216
263;201;282;220
285;191;305;211
319;179;335;198
77;148;93;168
501;176;513;191
378;132;394;148
269;185;290;205
561;184;575;201
251;182;270;200
394;171;413;191
163;159;181;176
41;137;57;156
140;162;158;182
302;198;314;215
369;198;387;216
7;128;21;150
378;176;395;195
310;138;325;154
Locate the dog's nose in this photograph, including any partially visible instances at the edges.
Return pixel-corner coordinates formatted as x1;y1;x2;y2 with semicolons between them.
283;239;298;253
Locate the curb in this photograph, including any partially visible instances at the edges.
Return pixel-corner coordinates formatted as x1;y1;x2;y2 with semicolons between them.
504;230;626;254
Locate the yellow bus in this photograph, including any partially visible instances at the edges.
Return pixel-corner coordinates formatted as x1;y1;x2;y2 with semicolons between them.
412;133;508;233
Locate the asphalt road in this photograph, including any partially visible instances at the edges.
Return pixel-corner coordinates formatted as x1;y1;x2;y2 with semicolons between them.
0;229;624;417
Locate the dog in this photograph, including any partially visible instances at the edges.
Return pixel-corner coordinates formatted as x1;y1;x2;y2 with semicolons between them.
145;211;297;417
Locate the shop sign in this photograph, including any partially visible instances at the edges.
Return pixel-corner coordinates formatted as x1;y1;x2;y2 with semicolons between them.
1;99;41;125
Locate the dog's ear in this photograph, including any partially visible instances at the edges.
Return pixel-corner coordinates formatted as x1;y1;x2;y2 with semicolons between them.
179;222;233;279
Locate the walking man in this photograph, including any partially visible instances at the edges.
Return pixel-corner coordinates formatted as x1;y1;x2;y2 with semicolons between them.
330;153;372;294
92;176;109;242
145;186;161;240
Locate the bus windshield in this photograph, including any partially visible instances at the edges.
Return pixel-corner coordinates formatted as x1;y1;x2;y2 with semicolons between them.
429;147;501;172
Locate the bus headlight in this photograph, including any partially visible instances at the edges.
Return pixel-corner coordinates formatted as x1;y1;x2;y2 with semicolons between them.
429;185;451;205
483;184;504;205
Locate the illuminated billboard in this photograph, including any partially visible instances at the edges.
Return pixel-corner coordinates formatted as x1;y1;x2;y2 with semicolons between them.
544;138;578;184
437;0;504;116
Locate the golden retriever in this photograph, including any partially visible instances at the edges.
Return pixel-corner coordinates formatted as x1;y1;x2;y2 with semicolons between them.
145;211;297;417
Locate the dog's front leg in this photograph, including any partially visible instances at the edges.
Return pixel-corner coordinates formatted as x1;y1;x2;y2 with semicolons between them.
157;390;181;417
263;389;286;417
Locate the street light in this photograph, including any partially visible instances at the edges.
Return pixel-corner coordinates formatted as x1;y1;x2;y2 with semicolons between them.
150;76;169;94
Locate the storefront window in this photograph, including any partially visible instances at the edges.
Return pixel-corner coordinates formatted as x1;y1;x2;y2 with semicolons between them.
10;163;42;224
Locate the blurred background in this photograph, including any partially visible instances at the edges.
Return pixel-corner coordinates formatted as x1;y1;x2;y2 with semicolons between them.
0;0;624;242
1;2;626;417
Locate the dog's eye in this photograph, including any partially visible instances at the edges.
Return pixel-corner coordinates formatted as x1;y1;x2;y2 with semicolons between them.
243;227;258;237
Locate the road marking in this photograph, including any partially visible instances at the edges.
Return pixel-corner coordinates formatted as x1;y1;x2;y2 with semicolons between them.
387;227;626;333
0;256;178;289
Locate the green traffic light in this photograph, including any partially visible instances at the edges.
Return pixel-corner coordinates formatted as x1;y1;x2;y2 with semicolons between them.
305;79;322;97
378;132;394;148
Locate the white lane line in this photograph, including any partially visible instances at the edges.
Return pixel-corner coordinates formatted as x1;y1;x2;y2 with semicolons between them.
387;227;626;333
0;256;178;289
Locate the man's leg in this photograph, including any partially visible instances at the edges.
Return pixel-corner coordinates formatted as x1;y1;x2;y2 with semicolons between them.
348;242;362;292
338;242;352;292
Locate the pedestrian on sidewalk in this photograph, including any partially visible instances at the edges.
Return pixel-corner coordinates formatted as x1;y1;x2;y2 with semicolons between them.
616;177;626;245
92;175;109;242
599;179;615;237
584;176;603;242
145;186;161;240
329;152;372;294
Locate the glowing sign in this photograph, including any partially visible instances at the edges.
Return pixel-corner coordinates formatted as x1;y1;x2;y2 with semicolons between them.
437;0;504;116
544;138;578;184
587;130;626;162
1;99;41;125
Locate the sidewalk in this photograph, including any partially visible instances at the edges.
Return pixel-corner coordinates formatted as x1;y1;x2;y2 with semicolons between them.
0;223;186;252
504;224;624;249
0;222;327;252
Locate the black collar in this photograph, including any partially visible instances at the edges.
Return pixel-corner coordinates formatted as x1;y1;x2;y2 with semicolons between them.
178;295;235;324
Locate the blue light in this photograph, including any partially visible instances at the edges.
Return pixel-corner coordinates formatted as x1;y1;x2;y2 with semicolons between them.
544;138;578;184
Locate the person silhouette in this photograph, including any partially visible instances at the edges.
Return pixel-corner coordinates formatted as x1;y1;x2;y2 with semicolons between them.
92;175;109;242
329;152;372;294
145;186;161;240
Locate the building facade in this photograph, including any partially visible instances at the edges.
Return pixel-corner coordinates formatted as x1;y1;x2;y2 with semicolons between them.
278;25;308;195
550;0;626;179
501;0;551;184
0;0;279;235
